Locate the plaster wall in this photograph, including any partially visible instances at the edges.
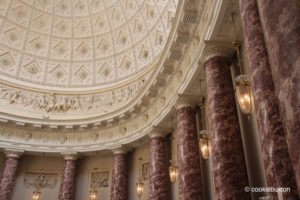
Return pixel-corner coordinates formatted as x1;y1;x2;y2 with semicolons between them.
8;142;153;200
7;123;213;200
75;153;113;200
11;155;64;200
128;142;151;200
0;151;5;175
0;151;4;173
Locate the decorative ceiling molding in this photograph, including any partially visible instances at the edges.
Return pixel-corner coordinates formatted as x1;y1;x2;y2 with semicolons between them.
0;74;149;119
0;0;239;154
0;0;184;126
0;0;178;89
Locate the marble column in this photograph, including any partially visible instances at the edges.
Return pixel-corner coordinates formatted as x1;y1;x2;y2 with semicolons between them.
0;150;23;200
257;0;300;191
175;96;202;200
111;148;127;200
202;45;251;200
59;153;78;200
148;128;170;200
239;0;298;198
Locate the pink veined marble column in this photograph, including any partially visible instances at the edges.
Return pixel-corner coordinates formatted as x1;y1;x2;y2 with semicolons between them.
59;155;77;200
111;152;127;200
0;151;22;200
239;0;299;198
149;134;168;200
176;105;202;200
204;55;251;200
257;0;300;192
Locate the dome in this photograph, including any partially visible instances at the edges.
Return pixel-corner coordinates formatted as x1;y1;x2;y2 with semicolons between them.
0;0;206;152
0;0;177;90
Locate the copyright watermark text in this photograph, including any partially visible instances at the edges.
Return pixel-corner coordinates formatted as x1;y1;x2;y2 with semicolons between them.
244;186;290;193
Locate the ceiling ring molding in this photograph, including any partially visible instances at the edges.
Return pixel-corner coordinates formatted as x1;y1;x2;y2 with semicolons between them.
0;0;236;153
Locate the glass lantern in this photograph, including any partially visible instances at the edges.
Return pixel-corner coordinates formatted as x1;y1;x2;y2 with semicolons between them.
136;181;144;198
199;130;211;160
169;164;179;183
89;188;97;200
235;75;254;114
32;190;41;200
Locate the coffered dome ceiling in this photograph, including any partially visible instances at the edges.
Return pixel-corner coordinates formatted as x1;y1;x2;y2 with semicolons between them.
0;0;224;153
0;0;177;89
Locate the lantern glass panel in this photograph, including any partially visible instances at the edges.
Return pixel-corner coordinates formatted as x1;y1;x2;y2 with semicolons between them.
235;75;254;114
136;182;144;197
199;130;211;160
169;165;178;183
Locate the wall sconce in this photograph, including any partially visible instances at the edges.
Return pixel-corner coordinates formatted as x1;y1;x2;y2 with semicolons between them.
169;137;178;183
136;181;144;199
136;158;144;199
169;164;179;183
235;75;254;114
231;12;254;115
198;104;211;160
32;189;41;200
89;184;98;200
199;130;211;160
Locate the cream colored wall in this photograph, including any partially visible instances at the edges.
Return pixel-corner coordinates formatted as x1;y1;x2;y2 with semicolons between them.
128;142;150;200
11;155;64;200
7;127;213;200
0;151;5;173
75;153;113;200
7;142;168;200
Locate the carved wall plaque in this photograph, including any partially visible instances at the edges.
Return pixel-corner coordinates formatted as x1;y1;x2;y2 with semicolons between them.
90;171;109;188
23;172;58;189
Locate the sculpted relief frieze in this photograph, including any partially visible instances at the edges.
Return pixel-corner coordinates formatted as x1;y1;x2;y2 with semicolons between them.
24;172;58;189
0;74;149;115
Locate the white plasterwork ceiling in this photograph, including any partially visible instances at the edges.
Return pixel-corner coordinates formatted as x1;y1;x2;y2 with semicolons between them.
0;0;215;153
0;0;178;89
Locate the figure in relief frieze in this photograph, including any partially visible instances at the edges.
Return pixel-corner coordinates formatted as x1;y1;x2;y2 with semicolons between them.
46;94;56;112
10;90;20;104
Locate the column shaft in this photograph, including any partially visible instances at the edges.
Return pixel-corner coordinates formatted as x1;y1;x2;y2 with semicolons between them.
239;0;298;198
111;153;127;200
59;159;77;200
204;56;250;200
176;106;202;200
257;0;300;191
0;156;19;200
149;137;168;200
